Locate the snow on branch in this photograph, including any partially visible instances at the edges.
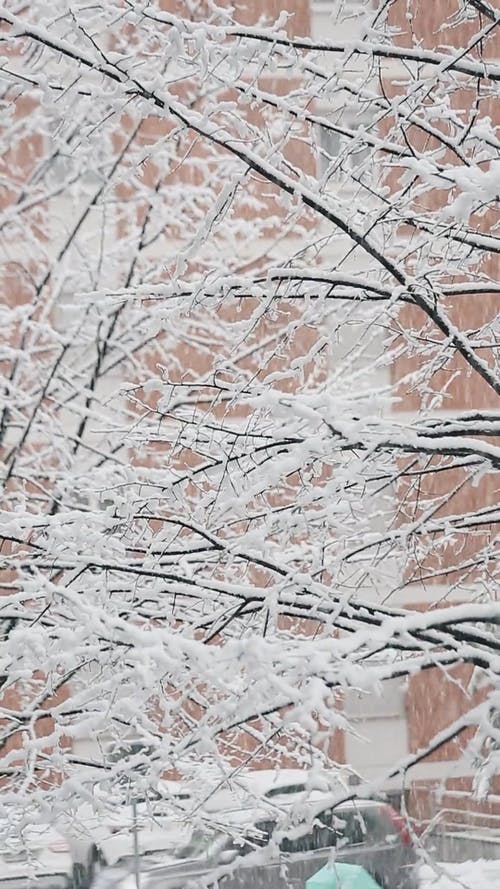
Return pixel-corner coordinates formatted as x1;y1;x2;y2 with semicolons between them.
0;0;498;835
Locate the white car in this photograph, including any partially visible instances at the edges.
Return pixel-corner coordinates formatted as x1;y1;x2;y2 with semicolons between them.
96;803;190;869
0;820;73;889
194;765;350;813
65;786;191;884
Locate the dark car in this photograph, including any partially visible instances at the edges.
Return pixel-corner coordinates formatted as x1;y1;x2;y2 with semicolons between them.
141;798;419;889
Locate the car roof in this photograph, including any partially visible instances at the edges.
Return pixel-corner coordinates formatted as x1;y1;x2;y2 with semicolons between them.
206;795;384;832
160;767;349;804
239;769;311;790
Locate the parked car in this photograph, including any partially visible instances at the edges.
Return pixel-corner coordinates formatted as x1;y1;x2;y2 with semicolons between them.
64;788;191;886
140;798;419;889
63;741;195;884
0;819;73;889
202;768;348;812
95;804;190;870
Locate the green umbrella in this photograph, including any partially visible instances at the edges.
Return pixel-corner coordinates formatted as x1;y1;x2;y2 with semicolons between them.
306;862;383;889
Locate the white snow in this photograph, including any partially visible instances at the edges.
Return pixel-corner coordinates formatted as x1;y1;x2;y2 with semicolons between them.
420;860;500;889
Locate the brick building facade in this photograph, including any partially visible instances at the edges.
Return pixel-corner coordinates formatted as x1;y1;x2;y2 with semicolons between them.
0;0;498;835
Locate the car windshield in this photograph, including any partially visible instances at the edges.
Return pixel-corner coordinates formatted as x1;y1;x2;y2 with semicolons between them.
265;783;307;798
177;816;275;860
107;743;155;764
172;804;390;863
175;830;223;860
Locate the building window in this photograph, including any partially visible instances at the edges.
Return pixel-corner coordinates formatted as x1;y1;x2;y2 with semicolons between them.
311;1;372;13
316;108;374;179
